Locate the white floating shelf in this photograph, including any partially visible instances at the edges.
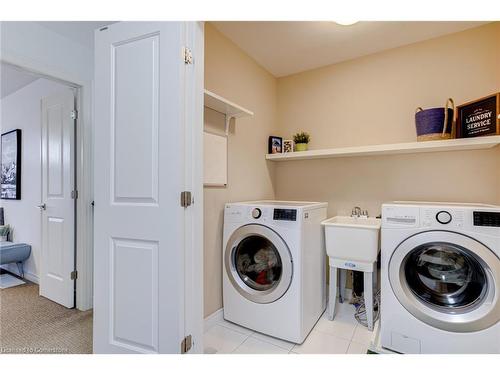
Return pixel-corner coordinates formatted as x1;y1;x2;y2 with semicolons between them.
266;136;500;162
204;90;253;135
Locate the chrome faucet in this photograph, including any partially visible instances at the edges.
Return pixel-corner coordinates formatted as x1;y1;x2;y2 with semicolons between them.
351;206;362;217
351;206;368;218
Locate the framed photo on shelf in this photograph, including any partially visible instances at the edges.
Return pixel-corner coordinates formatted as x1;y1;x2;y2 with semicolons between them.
1;129;22;200
283;139;294;153
268;136;283;154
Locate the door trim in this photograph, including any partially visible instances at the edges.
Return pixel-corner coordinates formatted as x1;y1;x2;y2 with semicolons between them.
182;21;205;354
389;230;500;332
225;224;293;304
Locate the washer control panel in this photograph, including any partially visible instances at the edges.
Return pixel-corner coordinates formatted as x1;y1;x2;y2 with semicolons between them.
382;206;418;227
436;210;452;224
383;204;500;234
422;208;464;228
273;208;297;221
474;211;500;227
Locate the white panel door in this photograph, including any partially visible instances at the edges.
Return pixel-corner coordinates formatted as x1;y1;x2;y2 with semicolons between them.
94;22;188;354
40;90;76;308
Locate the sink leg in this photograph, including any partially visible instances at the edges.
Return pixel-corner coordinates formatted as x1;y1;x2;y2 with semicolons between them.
364;270;374;331
339;269;347;303
328;265;338;321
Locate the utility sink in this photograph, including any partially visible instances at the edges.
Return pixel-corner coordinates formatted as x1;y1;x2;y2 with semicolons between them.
321;216;381;263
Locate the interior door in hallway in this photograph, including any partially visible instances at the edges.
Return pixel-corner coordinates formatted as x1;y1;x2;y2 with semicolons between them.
40;89;76;308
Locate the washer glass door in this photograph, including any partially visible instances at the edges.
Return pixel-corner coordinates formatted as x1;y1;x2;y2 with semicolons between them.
225;224;293;304
404;242;487;310
389;231;500;332
234;235;282;291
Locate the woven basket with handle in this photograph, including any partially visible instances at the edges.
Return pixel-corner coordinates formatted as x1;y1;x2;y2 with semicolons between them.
415;98;455;141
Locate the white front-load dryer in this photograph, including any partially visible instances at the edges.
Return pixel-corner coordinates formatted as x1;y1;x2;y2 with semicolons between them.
222;201;327;344
381;202;500;354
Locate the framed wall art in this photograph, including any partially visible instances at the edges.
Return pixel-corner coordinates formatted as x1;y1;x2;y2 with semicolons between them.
1;129;22;200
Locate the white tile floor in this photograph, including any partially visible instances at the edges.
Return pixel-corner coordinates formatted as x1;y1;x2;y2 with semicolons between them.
204;302;377;354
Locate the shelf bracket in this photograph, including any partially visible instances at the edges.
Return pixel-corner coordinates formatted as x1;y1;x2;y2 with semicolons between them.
224;115;233;136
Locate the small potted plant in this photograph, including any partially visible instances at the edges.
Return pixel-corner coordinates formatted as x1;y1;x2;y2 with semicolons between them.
293;132;310;152
0;225;9;242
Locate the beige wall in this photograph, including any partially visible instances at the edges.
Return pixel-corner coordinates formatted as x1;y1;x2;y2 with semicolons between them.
203;22;500;317
204;24;278;317
275;22;500;216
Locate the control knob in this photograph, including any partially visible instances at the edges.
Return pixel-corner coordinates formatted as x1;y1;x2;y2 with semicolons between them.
436;210;452;224
252;208;262;219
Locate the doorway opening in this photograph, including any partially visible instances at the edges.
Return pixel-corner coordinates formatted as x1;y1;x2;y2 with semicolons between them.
0;61;92;354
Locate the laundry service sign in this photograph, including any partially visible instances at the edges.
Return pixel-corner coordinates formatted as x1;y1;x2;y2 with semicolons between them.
457;93;500;138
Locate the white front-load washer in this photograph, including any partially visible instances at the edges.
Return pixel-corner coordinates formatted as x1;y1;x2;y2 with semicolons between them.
381;201;500;354
222;200;327;344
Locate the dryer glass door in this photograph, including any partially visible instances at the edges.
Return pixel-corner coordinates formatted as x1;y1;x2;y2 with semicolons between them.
225;224;293;304
389;230;500;332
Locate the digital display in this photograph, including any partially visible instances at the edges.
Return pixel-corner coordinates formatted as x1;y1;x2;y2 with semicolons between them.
473;211;500;227
273;209;297;221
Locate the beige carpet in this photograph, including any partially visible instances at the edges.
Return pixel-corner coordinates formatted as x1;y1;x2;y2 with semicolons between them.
0;281;93;354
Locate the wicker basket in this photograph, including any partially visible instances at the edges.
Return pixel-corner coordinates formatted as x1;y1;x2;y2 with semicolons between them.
415;98;455;141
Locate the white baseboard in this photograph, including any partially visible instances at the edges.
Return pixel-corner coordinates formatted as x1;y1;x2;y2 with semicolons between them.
204;308;224;332
1;265;39;284
23;271;39;284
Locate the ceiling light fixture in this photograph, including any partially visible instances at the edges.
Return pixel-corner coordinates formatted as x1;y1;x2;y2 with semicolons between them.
334;20;359;26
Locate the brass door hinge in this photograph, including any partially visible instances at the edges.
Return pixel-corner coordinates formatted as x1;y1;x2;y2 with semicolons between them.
180;191;192;208
183;47;193;64
181;335;192;354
